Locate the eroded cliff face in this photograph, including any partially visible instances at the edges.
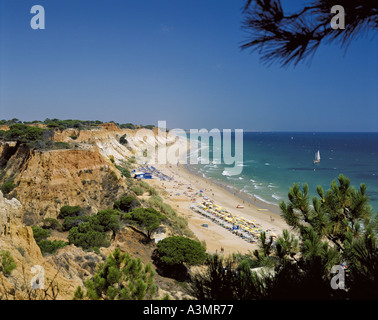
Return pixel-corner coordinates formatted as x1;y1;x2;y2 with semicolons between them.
53;123;176;165
0;145;127;223
0;124;173;223
0;191;101;300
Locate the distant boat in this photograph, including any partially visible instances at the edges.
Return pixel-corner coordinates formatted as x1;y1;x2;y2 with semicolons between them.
314;150;321;164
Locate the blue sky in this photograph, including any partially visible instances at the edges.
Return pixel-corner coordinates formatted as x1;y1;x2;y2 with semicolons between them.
0;0;377;131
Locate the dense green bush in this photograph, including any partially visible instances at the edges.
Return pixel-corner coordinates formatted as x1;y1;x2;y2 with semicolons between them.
67;209;121;250
0;124;44;142
113;194;140;213
42;218;62;231
156;236;207;266
0;251;17;277
62;215;91;231
37;239;67;255
32;226;51;242
31;226;67;255
42;118;102;130
68;223;110;250
58;205;84;219
0;124;55;150
91;209;121;235
77;248;157;300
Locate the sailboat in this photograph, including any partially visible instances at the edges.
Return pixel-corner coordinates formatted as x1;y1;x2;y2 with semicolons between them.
314;150;320;164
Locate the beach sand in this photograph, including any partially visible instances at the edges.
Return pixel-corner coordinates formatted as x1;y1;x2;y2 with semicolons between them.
143;162;291;256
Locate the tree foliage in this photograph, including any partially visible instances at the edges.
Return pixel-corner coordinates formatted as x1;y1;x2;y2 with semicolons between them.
58;205;84;219
276;174;378;299
79;248;157;300
189;175;378;299
123;208;165;240
189;254;267;300
0;251;17;277
113;194;140;213
67;209;121;250
241;0;378;66
156;236;207;266
0;180;16;196
0;124;54;149
31;226;68;255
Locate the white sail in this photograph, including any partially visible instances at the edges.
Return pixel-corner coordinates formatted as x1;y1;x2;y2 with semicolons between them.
315;150;320;161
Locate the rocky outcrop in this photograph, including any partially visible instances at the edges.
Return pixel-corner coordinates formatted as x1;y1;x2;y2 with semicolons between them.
0;191;100;300
0;145;127;223
0;124;177;222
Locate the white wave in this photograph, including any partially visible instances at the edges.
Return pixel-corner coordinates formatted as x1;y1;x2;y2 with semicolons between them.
272;194;281;200
244;159;257;164
253;195;274;205
264;162;270;166
222;170;233;176
238;177;244;180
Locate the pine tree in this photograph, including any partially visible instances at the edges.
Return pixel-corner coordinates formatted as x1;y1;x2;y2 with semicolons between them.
189;175;378;299
276;174;377;299
241;0;378;66
77;248;157;300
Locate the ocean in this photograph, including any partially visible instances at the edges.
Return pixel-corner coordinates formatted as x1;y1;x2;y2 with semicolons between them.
185;132;378;213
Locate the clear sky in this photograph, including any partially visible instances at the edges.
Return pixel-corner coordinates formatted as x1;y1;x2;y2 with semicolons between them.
0;0;377;131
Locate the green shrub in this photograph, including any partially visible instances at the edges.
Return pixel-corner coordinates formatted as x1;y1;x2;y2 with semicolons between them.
68;223;110;251
128;157;136;164
67;209;122;250
119;134;127;145
37;239;67;255
62;215;91;231
32;226;51;242
0;251;17;277
113;194;140;213
31;226;67;255
115;165;131;178
92;209;121;235
58;205;84;219
156;236;207;266
0;180;16;195
139;181;158;196
42;218;62;231
82;248;157;300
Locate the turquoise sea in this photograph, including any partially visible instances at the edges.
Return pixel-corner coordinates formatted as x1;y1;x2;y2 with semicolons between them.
186;132;378;212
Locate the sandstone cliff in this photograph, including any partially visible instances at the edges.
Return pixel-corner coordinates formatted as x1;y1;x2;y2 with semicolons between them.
0;124;183;299
0;191;102;299
0;124;173;223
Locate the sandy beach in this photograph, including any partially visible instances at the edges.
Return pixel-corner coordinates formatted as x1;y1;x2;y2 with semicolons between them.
142;160;290;255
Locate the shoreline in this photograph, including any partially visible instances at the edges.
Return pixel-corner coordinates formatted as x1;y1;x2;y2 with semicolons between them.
143;160;290;255
183;164;282;216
